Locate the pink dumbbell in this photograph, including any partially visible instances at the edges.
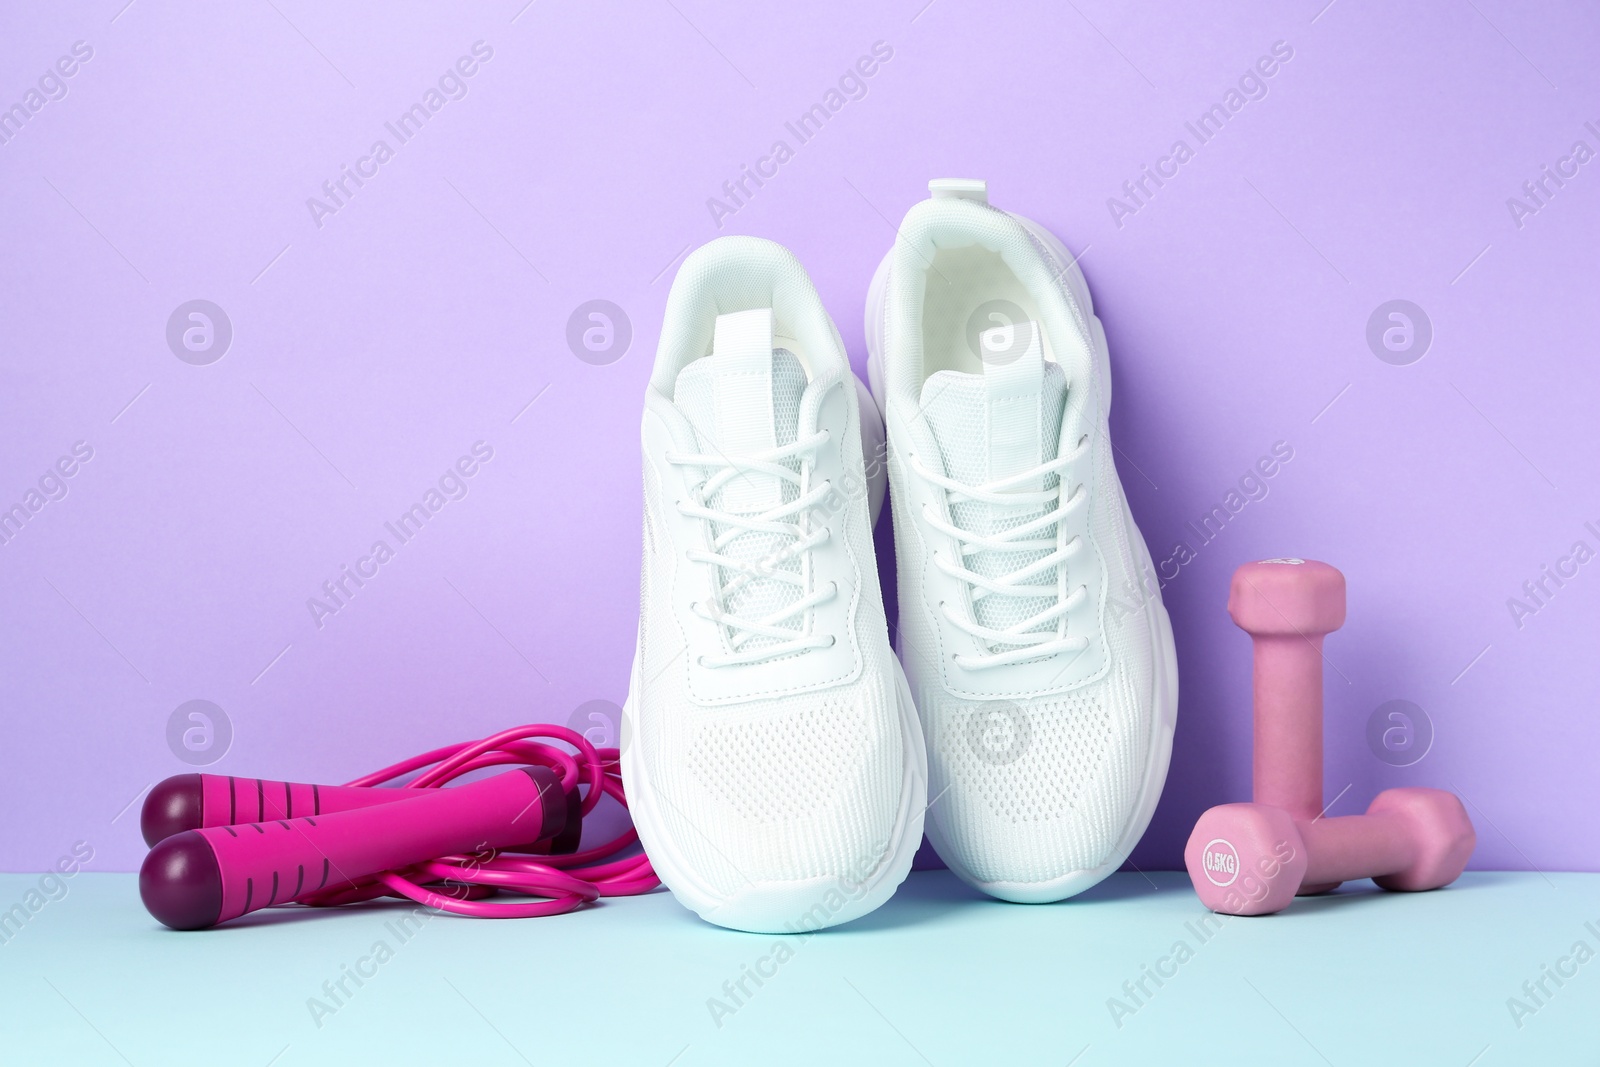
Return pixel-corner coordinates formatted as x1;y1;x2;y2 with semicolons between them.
1228;558;1346;894
1186;557;1476;914
1185;787;1476;916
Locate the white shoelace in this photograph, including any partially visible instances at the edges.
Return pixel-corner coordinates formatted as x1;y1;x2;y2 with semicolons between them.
914;435;1090;670
669;429;838;668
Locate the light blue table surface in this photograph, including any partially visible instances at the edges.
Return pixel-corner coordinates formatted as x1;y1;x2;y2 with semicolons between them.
1;871;1595;1065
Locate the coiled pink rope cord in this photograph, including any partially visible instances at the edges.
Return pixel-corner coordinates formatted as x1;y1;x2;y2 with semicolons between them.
297;723;656;917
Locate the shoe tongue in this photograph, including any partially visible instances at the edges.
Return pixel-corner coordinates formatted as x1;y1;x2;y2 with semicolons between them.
673;309;803;516
919;321;1065;492
919;321;1068;641
672;311;810;654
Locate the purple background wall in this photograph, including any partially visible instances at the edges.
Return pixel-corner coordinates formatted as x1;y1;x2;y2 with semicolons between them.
2;0;1596;874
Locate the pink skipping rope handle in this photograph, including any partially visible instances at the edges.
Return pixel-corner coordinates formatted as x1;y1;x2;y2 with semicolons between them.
139;723;657;928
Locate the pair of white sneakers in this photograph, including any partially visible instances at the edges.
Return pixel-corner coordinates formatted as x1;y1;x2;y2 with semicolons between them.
623;180;1178;933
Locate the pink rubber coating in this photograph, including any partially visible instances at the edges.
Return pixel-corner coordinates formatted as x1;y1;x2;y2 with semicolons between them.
1227;559;1346;824
1184;787;1476;916
1361;787;1477;892
142;768;562;929
1184;803;1305;917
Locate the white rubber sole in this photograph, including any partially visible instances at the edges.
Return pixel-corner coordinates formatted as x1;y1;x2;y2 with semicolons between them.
864;210;1179;903
621;647;928;934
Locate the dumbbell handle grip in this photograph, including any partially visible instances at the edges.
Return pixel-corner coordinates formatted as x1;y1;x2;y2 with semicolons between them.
1252;634;1326;822
1299;811;1413;887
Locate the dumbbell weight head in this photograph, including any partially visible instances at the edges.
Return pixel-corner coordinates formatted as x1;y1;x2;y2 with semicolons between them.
1184;804;1308;917
1227;559;1345;637
1365;787;1476;892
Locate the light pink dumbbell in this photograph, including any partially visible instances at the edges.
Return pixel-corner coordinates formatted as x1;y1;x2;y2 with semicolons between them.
1185;787;1476;916
1228;558;1346;893
1185;558;1475;915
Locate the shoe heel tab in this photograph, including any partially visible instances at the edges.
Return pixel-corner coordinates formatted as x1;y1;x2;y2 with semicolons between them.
928;178;987;204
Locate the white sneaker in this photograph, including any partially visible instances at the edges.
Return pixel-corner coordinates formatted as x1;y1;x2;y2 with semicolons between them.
625;236;926;933
865;180;1177;903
